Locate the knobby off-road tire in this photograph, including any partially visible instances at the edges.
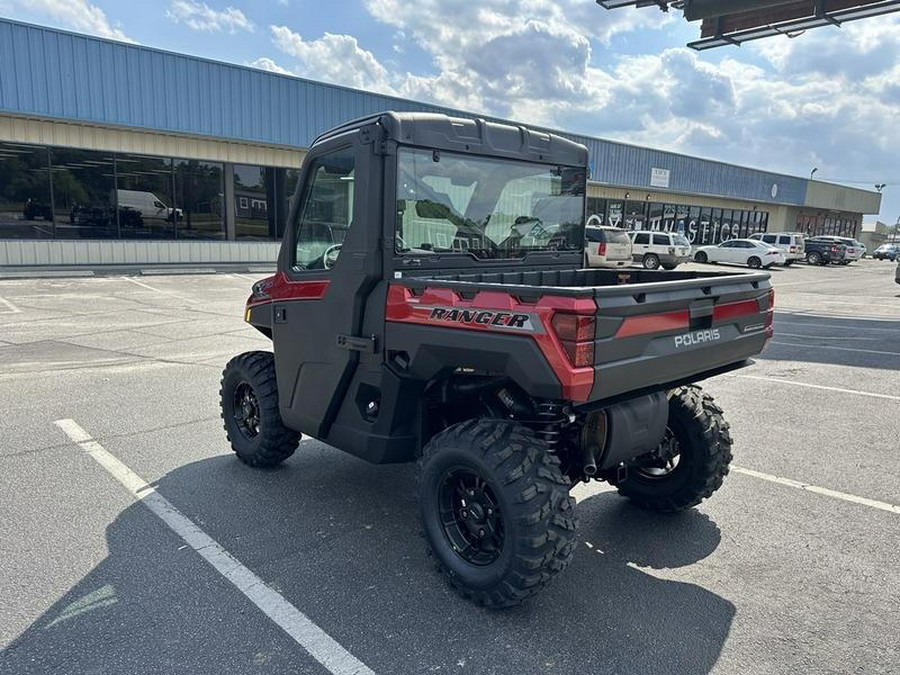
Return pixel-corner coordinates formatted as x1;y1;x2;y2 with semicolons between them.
418;420;578;608
220;351;300;467
611;385;733;512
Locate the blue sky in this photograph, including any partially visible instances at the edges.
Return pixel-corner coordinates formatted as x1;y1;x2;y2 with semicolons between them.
1;0;897;224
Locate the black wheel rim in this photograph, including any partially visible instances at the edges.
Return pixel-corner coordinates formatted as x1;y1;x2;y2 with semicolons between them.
634;427;682;479
233;381;261;440
437;467;504;566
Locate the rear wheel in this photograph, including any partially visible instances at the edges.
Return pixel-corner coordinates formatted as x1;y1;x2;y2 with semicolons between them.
747;256;762;269
220;351;300;467
610;386;732;512
642;253;661;270
661;263;677;271
694;251;708;263
783;259;793;266
418;420;577;608
807;251;822;265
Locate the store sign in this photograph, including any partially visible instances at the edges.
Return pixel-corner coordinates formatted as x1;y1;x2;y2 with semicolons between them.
650;168;670;189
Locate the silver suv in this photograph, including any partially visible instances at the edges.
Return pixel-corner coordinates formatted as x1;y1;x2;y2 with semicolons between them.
628;230;692;270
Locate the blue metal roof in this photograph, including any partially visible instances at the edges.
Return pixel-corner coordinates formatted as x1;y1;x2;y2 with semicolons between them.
0;17;807;206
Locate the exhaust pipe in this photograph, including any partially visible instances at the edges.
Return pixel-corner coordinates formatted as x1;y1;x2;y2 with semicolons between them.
582;444;598;477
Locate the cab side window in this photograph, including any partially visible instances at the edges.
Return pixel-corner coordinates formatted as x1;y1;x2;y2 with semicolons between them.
293;147;355;270
633;233;650;245
652;233;669;246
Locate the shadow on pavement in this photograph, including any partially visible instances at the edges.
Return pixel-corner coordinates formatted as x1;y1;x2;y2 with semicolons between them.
763;311;900;371
1;445;735;675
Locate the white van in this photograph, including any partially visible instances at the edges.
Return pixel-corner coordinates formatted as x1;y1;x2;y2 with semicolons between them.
748;232;805;265
114;189;182;222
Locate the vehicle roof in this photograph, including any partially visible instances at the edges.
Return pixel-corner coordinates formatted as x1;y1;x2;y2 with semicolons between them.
313;110;588;167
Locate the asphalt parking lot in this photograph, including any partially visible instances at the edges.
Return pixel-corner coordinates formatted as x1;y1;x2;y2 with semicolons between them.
1;259;898;675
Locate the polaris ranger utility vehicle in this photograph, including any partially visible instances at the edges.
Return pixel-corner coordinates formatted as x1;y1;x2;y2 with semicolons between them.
221;112;774;607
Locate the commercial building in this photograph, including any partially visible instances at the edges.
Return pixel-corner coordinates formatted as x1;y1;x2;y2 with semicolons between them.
0;18;881;268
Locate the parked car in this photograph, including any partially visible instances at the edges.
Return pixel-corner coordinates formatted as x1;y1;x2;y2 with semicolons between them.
813;236;863;264
749;232;805;265
23;198;52;221
896;259;900;285
584;225;633;268
873;243;900;261
628;230;692;270
803;237;846;265
694;238;785;269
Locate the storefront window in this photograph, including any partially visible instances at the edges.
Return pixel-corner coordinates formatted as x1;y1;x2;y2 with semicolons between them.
607;200;623;227
50;148;116;239
0;142;53;239
174;159;224;239
116;154;175;239
648;202;664;230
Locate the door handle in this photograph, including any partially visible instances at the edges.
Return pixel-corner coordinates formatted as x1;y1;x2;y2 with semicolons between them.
336;334;377;354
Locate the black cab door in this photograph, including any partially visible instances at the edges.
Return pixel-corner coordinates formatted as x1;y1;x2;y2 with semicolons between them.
272;130;382;439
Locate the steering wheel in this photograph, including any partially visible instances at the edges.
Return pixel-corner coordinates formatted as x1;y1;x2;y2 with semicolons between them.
322;243;342;269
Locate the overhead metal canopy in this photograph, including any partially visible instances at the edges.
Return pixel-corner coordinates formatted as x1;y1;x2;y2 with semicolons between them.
596;0;900;49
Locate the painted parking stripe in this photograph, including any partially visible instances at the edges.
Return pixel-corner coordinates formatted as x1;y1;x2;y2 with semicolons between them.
734;375;900;402
0;295;22;313
121;276;165;293
732;466;900;515
54;419;375;675
770;340;900;358
774;320;900;334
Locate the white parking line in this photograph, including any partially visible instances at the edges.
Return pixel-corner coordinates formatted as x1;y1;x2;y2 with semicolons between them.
54;419;375;675
770;340;900;358
121;276;165;293
732;466;900;515
0;295;22;313
776;333;881;342
734;375;900;402
775;321;900;333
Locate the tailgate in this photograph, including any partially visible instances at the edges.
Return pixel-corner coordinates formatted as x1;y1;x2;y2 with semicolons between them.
588;272;773;400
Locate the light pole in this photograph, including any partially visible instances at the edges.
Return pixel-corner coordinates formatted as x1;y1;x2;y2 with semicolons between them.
809;167;817;180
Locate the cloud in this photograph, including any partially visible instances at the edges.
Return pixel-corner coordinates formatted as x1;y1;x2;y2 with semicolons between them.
248;57;292;76
3;0;134;42
260;3;900;216
269;25;394;93
166;0;254;34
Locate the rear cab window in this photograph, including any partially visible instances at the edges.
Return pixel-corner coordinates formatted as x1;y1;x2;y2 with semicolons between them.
604;229;631;245
585;228;605;243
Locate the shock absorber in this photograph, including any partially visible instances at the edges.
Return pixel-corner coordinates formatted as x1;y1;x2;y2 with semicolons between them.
534;402;567;452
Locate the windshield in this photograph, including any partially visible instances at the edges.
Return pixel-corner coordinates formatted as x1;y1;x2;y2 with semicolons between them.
396;147;585;259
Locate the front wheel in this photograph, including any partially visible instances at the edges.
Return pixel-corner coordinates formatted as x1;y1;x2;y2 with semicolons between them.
610;386;733;512
418;420;577;608
747;256;762;269
220;351;301;467
783;259;793;266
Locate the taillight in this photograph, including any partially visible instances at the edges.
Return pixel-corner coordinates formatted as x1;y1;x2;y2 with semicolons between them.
764;288;775;339
552;313;596;368
832;245;838;253
598;242;607;256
